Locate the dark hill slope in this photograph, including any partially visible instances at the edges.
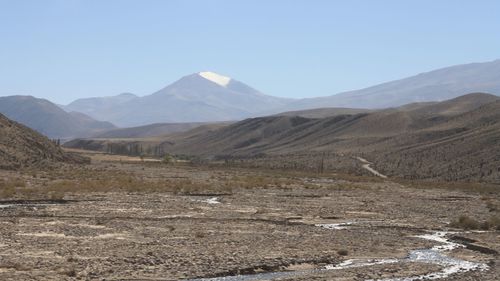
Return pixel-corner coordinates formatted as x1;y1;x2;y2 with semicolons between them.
163;93;500;182
0;113;86;169
274;107;371;118
372;100;500;182
65;93;500;183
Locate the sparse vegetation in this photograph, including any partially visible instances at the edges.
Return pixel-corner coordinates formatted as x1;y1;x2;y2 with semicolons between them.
337;249;349;256
0;171;234;200
449;215;500;230
194;231;207;239
0;178;26;198
163;153;175;164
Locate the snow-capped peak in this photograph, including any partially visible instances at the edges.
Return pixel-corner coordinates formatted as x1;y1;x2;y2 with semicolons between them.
198;71;232;87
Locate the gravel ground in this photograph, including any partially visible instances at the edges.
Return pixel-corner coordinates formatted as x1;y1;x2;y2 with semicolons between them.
0;158;498;280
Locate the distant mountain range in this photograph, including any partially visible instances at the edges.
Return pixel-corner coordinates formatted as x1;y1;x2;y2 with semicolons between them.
62;60;500;126
64;93;138;121
282;59;500;110
2;59;500;138
0;96;116;139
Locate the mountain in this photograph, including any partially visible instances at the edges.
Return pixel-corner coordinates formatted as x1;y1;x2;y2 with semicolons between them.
64;60;500;126
64;93;138;121
0;113;87;169
92;121;230;138
284;59;500;110
0;96;116;139
65;93;500;183
65;72;292;127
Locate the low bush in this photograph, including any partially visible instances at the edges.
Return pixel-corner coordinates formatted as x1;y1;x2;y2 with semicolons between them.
0;178;26;199
449;215;500;230
337;249;349;256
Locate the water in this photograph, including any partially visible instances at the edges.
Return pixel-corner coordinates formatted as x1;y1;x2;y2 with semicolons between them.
194;197;222;204
370;232;489;281
185;230;488;281
315;222;353;230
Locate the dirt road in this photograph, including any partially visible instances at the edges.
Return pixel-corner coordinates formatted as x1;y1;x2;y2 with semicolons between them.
356;156;388;178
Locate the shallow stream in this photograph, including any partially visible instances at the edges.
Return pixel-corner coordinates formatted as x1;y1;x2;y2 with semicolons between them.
187;229;488;281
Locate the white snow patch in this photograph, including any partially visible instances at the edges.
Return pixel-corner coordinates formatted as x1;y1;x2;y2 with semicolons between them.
199;71;231;87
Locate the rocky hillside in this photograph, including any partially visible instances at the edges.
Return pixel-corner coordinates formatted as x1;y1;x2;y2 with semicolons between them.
0;113;87;169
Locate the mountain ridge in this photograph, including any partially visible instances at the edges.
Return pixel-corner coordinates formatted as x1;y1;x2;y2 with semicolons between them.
0;95;116;139
66;72;291;127
281;59;500;111
63;60;500;126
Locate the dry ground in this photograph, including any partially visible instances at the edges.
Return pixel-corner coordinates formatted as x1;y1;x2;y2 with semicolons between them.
0;151;498;280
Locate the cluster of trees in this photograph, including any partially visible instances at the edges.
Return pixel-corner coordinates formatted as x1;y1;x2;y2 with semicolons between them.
105;143;166;157
51;139;61;146
103;142;202;165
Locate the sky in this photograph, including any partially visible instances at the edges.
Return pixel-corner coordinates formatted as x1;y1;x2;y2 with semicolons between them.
0;0;499;104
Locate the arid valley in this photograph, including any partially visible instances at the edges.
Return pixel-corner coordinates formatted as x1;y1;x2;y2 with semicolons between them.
1;2;500;280
0;150;498;280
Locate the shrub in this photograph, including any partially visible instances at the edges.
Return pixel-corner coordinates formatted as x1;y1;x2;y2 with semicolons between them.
337;249;349;256
194;231;206;238
0;178;26;198
449;215;500;230
163;154;174;164
487;215;500;230
450;215;481;230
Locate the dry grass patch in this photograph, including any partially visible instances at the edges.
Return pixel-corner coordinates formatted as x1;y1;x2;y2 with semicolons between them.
449;215;500;230
0;172;232;200
397;179;499;195
0;178;26;199
44;177;230;196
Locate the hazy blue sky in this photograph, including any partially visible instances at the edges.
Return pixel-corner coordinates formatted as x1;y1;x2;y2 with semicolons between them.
1;0;499;104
